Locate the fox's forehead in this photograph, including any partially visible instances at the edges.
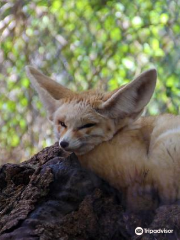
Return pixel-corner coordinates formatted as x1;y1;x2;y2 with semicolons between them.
54;100;100;124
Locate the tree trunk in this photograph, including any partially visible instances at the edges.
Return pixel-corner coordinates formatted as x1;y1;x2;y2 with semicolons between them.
0;143;180;240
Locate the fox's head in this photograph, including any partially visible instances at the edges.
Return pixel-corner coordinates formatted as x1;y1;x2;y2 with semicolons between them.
26;66;157;155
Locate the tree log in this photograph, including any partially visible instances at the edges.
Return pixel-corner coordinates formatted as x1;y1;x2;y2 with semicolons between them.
0;143;179;240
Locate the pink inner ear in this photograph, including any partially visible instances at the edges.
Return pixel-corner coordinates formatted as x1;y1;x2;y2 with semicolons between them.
94;69;156;120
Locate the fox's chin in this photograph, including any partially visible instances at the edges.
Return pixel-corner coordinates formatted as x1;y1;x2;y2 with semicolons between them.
59;145;93;155
59;147;93;156
73;138;105;155
72;145;95;156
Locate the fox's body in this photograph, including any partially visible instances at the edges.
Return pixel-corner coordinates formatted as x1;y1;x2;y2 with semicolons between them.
79;114;180;209
26;66;180;211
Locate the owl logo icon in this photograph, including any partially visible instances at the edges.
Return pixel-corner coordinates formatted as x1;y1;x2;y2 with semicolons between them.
135;227;143;235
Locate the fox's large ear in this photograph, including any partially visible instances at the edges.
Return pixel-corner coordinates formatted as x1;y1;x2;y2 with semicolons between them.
26;66;74;121
98;69;157;120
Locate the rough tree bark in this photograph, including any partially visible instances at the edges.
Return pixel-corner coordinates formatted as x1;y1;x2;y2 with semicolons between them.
0;143;180;240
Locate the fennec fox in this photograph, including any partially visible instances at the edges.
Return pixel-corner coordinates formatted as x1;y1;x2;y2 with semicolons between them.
26;66;180;211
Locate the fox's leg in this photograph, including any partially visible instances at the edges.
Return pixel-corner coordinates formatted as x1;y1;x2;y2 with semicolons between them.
125;182;159;212
152;168;178;204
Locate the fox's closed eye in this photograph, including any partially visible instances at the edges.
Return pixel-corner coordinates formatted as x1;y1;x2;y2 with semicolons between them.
58;120;67;128
78;123;96;130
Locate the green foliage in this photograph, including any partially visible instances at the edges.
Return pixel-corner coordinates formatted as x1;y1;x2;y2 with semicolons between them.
1;0;180;163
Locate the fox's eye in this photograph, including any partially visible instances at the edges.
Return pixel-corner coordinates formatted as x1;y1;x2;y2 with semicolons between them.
79;123;96;130
58;121;66;128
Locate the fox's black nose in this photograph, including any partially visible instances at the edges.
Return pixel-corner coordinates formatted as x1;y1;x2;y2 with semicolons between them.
60;141;69;149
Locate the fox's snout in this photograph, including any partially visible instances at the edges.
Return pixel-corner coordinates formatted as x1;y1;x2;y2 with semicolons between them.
59;140;69;149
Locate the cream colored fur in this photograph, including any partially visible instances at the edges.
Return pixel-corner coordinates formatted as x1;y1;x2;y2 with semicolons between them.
26;66;180;211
